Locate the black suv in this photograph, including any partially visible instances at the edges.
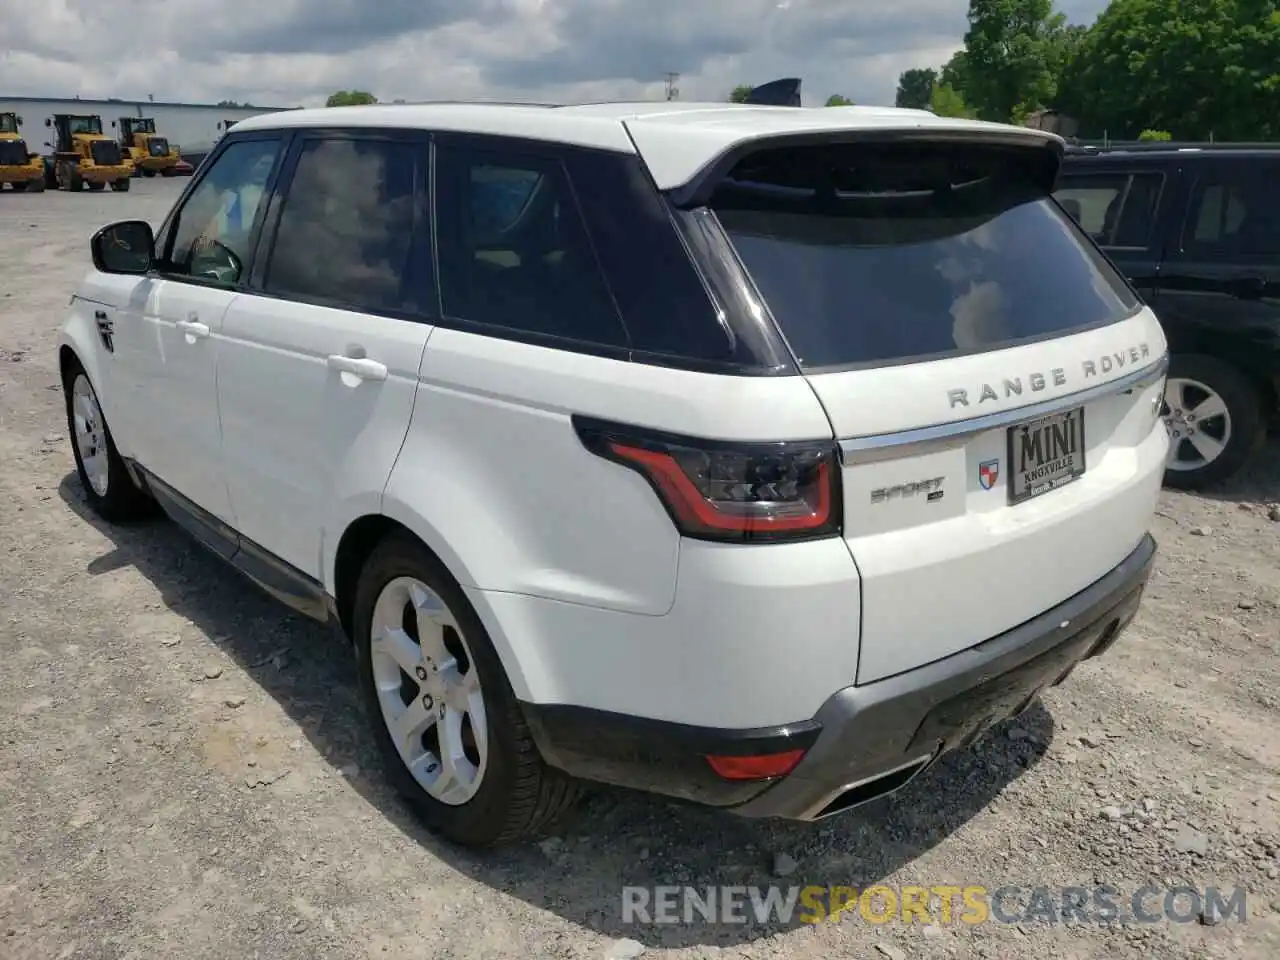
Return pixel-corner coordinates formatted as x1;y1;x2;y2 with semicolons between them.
1055;144;1280;489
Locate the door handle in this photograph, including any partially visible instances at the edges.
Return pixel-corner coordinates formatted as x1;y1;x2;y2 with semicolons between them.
326;354;388;381
176;319;210;340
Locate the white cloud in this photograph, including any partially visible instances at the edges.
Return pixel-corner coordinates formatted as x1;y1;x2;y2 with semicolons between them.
0;0;1110;109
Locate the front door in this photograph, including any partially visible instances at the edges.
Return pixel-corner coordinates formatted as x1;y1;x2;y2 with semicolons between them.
127;135;285;540
215;133;434;579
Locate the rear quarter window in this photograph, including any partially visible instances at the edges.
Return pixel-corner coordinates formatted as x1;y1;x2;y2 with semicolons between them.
711;141;1141;370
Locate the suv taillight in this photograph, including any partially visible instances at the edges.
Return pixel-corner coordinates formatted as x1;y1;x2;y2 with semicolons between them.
573;416;841;543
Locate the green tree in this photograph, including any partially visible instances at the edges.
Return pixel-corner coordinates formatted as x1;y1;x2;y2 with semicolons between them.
895;68;937;109
1057;0;1280;141
326;90;378;107
962;0;1068;121
930;83;977;118
825;94;855;106
728;84;754;103
940;50;970;94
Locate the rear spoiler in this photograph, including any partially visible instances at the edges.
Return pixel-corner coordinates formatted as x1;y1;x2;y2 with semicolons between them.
743;78;802;107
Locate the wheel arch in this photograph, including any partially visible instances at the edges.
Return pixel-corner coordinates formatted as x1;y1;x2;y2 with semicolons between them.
1163;334;1277;419
329;512;533;700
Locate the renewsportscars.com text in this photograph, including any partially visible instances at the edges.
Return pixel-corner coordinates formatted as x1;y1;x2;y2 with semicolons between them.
620;884;1248;926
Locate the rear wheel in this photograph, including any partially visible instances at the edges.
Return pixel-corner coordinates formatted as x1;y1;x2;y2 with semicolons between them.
142;167;157;178
353;533;579;847
1162;354;1266;490
62;360;154;522
111;178;131;192
27;177;45;193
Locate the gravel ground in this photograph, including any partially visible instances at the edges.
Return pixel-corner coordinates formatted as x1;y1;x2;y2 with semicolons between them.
1;180;1279;960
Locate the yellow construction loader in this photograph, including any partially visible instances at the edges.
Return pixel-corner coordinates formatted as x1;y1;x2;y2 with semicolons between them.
44;114;134;192
0;112;46;192
116;117;180;176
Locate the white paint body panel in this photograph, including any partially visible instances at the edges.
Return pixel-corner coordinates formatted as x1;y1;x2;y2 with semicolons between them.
215;294;432;580
77;271;235;521
811;308;1168;682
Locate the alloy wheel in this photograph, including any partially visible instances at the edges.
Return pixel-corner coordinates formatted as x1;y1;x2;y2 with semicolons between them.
368;576;489;805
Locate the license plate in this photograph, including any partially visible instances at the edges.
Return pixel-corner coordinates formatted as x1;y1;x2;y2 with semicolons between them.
1007;407;1086;504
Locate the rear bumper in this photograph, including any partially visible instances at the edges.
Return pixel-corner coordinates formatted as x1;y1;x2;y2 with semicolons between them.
522;532;1156;816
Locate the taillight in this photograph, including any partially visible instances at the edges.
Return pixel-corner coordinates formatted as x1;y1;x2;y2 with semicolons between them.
573;416;841;543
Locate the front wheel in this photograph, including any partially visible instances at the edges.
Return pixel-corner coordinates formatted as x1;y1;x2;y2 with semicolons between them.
63;361;154;522
1162;354;1266;490
353;534;579;847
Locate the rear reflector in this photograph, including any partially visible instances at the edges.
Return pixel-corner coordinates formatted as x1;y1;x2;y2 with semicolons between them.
705;748;807;781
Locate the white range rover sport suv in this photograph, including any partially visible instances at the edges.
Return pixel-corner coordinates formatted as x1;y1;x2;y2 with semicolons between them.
59;101;1168;847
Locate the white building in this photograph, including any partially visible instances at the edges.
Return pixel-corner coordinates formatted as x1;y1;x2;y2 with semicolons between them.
0;96;294;164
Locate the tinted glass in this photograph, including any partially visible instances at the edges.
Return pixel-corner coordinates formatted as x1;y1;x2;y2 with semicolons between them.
567;151;740;365
1055;171;1163;248
712;142;1140;369
264;137;425;314
435;145;626;347
1183;166;1280;256
166;138;282;284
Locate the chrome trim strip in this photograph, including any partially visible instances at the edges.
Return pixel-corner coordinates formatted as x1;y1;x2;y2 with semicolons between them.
801;753;935;821
839;354;1168;465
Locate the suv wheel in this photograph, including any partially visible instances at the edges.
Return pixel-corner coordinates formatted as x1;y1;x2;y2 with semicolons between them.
1162;354;1266;490
63;362;155;521
353;533;579;847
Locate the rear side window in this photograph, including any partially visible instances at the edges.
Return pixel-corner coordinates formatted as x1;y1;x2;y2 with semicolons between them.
711;141;1141;370
434;144;627;348
1055;170;1164;248
264;137;427;315
1182;164;1280;256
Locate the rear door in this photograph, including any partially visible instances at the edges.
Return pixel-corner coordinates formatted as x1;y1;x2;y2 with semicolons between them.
707;137;1169;683
214;131;434;580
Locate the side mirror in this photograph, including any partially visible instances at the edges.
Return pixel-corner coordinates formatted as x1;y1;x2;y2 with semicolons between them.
45;118;52;127
16;116;22;125
111;120;117;128
91;221;155;275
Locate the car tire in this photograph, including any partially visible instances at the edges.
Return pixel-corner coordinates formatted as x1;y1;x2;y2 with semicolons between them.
111;179;131;192
63;360;155;522
353;532;580;847
1162;353;1266;490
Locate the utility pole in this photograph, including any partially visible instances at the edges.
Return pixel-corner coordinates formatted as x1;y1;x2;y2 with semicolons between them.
664;72;680;101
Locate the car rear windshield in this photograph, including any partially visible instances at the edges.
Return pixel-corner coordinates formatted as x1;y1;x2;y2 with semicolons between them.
709;140;1141;370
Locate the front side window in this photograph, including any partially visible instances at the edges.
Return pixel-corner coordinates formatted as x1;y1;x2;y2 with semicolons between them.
713;141;1141;370
263;137;425;315
435;144;627;348
165;138;282;285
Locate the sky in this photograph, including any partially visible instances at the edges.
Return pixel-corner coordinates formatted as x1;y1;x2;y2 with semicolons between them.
1;0;1111;109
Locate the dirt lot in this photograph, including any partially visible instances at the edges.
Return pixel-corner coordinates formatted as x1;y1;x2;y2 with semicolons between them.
1;180;1278;960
